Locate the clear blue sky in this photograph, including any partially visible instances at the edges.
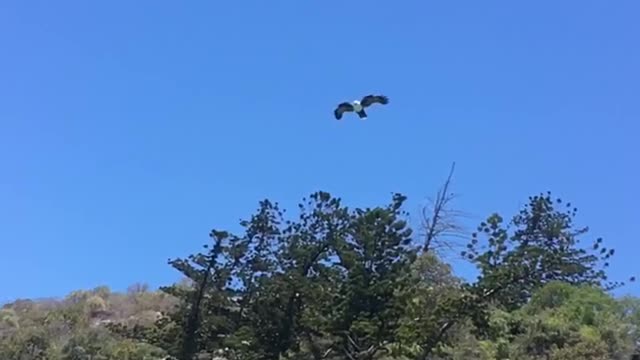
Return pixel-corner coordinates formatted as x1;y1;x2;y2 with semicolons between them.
1;1;639;303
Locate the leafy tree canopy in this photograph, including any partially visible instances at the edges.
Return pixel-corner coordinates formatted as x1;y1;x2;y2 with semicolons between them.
2;190;637;360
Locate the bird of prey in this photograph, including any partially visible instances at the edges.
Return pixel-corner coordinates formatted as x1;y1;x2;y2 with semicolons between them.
334;94;389;120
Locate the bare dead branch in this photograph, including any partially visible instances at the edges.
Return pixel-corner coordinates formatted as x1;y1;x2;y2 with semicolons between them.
338;331;385;360
420;162;469;255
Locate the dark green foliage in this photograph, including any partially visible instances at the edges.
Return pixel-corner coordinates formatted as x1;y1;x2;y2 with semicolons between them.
464;192;622;311
140;190;633;360
330;194;417;360
2;190;637;360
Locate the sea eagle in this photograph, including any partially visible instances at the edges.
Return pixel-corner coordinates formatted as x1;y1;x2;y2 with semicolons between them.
334;94;389;120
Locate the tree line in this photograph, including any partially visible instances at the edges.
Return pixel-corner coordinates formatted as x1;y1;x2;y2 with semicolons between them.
1;184;638;359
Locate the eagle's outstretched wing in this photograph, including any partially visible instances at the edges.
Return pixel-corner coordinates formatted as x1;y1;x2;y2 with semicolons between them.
334;102;354;120
360;94;389;108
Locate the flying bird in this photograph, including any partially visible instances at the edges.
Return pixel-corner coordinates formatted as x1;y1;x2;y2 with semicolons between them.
334;94;389;120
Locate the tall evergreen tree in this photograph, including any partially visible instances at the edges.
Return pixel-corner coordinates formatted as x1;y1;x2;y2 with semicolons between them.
465;192;621;311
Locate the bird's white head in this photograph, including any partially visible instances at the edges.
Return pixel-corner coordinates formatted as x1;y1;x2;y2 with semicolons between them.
352;100;361;105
